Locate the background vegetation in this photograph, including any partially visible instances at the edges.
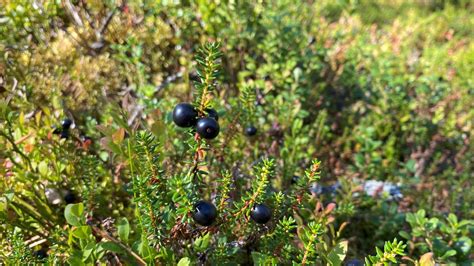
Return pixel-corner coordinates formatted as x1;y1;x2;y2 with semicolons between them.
1;0;473;265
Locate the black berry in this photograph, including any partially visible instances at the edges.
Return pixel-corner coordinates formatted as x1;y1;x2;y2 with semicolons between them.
64;191;76;204
173;103;198;127
245;126;257;136
60;130;69;139
33;249;48;260
250;203;272;224
61;118;73;130
291;175;300;185
345;259;363;266
205;108;219;121
196;117;220;139
192;200;217;226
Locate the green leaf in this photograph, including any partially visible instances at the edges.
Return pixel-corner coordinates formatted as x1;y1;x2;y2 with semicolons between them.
405;159;416;173
416;209;426;218
388;256;397;263
82;242;95;262
425;218;439;231
72;226;92;239
94;242;106;261
454;236;472;255
117;217;130;242
251;252;278;265
375;246;383;257
441;249;457;259
134;239;155;262
458;220;474;228
38;161;48;176
4;190;14;201
327;240;348;266
99;241;124;254
68;250;85;266
31;194;53;221
354;154;365;167
447;213;458;225
364;258;371;265
194;232;211;253
64;203;84;226
177;257;191;266
0;197;6;214
406;213;416;225
398;231;411;240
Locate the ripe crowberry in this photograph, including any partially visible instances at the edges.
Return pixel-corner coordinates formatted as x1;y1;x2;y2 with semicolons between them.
192;200;217;226
173;103;198;127
250;203;272;224
60;130;69;139
346;259;363;266
33;249;48;260
291;175;300;185
64;191;76;204
61;118;73;129
205;108;219;121
245;126;257;136
196;117;220;139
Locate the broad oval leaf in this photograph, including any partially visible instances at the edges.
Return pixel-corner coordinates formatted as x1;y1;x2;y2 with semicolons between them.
327;240;348;266
64;203;84;226
177;257;191;266
419;252;435;266
117;217;130;242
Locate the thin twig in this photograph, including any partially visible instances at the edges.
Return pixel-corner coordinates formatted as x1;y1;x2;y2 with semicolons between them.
0;130;35;172
190;134;203;183
98;9;116;36
127;105;144;126
126;72;183;126
154;72;183;95
90;225;147;266
5;78;18;104
301;236;315;266
79;0;96;29
63;0;84;27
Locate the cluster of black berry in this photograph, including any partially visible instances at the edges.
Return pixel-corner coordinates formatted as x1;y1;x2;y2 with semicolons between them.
172;103;271;226
172;103;220;139
191;201;272;226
